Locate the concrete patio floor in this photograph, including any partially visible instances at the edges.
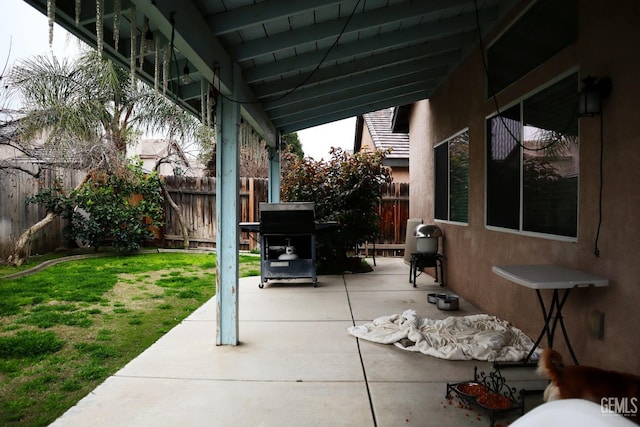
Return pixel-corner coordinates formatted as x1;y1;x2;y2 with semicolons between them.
50;256;546;427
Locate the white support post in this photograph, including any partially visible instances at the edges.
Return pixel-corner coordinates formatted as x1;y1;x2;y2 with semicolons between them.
215;62;241;345
268;133;281;203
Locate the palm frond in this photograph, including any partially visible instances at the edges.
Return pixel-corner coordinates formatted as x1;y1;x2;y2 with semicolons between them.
6;51;210;174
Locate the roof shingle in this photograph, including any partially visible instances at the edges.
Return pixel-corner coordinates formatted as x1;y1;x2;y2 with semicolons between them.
362;108;409;159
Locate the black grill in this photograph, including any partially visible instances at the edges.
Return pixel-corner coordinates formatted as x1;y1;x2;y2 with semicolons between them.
240;202;320;288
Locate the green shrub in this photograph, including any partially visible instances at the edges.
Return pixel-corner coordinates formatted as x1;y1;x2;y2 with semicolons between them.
282;147;391;261
29;161;164;252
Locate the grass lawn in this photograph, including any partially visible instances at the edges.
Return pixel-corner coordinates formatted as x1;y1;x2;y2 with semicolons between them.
0;251;260;426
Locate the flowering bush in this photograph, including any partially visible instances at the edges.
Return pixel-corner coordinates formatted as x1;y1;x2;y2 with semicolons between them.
281;147;391;262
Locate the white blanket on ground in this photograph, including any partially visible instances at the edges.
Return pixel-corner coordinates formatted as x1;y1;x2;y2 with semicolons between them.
347;310;537;362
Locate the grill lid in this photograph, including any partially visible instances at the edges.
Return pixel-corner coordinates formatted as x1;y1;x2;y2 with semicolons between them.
259;202;315;234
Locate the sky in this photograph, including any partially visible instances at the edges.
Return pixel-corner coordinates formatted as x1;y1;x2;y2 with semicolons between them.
1;0;82;74
1;0;356;160
296;117;357;161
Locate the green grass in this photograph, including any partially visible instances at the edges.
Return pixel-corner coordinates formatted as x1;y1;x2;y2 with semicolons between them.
0;331;65;358
0;248;114;278
0;251;260;427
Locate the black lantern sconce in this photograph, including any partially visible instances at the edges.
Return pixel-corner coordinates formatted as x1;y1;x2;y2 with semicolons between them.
578;76;612;117
143;17;154;50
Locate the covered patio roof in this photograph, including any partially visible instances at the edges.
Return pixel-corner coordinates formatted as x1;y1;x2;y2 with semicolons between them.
23;0;516;144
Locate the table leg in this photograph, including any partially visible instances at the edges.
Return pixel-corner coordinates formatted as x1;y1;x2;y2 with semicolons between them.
550;288;579;365
526;289;579;365
525;289;553;363
546;290;561;348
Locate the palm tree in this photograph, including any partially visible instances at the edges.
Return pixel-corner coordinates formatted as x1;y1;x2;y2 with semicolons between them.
5;50;209;265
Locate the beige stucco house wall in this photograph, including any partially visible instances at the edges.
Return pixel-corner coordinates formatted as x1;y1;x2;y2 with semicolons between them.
409;0;640;370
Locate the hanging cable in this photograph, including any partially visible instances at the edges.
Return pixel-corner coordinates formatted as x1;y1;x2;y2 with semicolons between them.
593;112;604;257
216;0;363;105
166;12;178;97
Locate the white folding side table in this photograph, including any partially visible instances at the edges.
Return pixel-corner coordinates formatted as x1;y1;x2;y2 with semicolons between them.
492;264;608;365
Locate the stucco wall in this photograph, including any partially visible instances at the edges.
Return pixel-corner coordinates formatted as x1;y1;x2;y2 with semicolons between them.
410;0;640;370
409;100;431;219
361;122;375;152
388;168;409;183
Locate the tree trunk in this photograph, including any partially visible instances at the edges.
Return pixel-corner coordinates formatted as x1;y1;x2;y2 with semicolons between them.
7;212;57;266
161;181;189;249
7;172;93;266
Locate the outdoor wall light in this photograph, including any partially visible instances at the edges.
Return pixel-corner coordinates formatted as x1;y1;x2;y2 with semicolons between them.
578;76;612;117
142;17;154;50
181;61;192;85
143;28;154;50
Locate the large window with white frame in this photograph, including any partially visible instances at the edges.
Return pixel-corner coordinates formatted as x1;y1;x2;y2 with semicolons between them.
435;129;469;223
486;72;579;239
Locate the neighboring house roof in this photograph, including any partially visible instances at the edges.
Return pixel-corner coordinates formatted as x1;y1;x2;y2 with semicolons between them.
1;125;205;175
0;120;19;144
132;139;189;164
354;107;409;167
0;120;20;160
130;138;204;176
0;119;73;166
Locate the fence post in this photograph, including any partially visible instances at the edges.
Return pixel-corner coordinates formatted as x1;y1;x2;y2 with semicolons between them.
248;178;255;251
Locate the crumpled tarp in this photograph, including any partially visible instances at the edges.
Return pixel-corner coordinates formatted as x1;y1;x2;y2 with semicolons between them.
347;309;538;361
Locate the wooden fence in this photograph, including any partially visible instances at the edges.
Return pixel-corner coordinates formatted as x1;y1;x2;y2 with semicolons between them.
0;165;86;258
378;182;409;244
374;182;410;255
161;176;268;250
162;178;409;253
1;172;408;256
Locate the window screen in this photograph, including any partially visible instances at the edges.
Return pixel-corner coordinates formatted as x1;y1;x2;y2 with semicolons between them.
486;73;579;238
435;130;469;223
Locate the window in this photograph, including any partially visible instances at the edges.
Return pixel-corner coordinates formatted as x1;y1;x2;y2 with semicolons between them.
486;73;579;238
487;0;578;94
435;130;469;223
